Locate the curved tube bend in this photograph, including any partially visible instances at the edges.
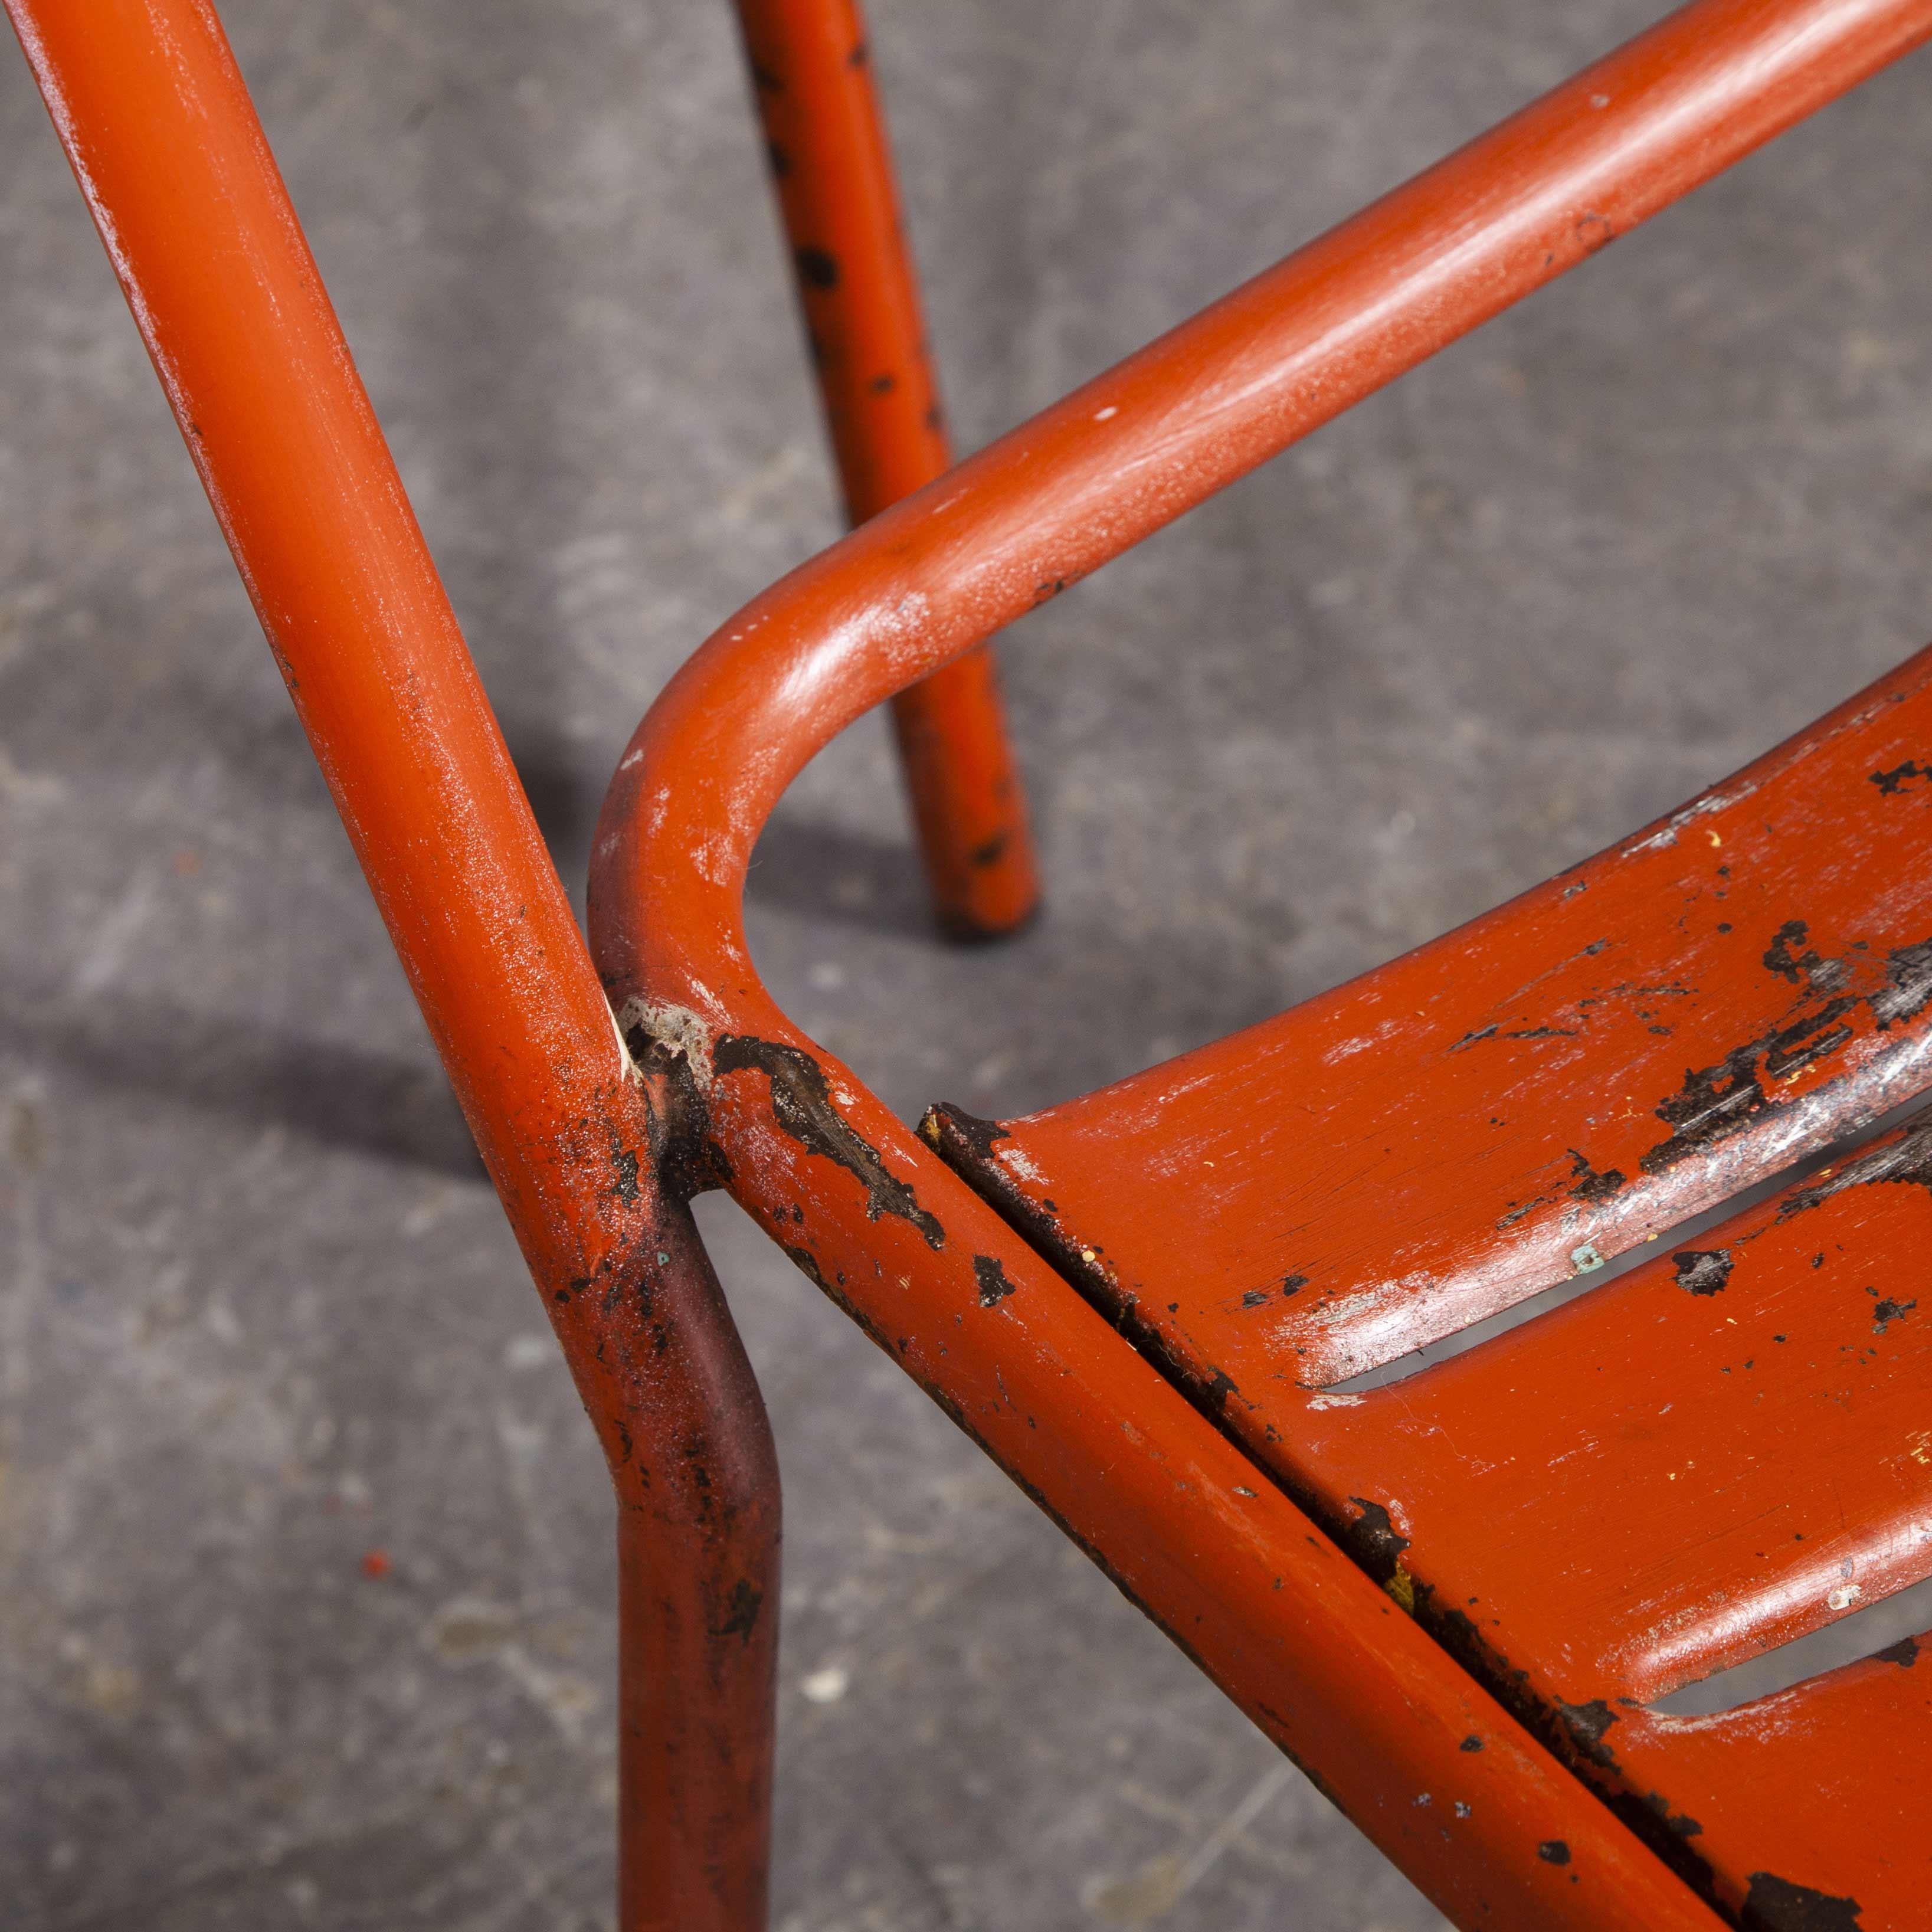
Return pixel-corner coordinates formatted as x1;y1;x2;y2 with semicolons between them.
594;0;1932;1032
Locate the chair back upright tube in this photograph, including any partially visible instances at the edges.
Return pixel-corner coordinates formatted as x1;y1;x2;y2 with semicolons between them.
5;5;780;1925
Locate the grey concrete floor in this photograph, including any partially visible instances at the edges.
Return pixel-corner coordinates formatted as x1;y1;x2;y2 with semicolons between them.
3;2;1930;1927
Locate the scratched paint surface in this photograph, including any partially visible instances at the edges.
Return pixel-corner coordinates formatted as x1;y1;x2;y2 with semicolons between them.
1279;1121;1932;1922
936;640;1932;1390
932;647;1932;1923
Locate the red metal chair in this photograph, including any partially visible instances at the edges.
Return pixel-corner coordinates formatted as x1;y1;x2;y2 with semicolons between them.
13;0;1932;1926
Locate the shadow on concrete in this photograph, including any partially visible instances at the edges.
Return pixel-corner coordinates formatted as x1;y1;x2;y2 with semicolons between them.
744;812;933;942
0;984;484;1180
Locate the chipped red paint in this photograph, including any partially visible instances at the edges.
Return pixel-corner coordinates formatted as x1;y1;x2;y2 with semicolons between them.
733;0;1039;939
594;2;1932;1926
26;0;1932;1924
949;1100;1932;1918
647;1010;1730;1930
938;642;1932;1389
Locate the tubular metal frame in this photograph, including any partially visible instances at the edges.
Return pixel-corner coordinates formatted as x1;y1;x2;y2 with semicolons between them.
9;0;1930;1927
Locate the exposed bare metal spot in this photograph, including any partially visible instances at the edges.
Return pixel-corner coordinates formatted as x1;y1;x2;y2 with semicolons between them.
1870;758;1930;795
1622;784;1751;856
1672;1249;1733;1296
1779;1112;1932;1219
1566;1149;1625;1203
1556;1698;1619;1769
1868;1286;1915;1335
972;1253;1016;1307
615;996;715;1092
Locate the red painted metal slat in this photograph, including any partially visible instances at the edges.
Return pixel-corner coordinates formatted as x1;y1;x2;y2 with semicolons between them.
1282;1116;1932;1921
1607;1651;1931;1930
926;640;1932;1389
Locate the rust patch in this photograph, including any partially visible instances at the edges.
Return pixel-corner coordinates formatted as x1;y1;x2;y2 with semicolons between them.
1875;936;1932;1027
1347;1499;1410;1583
1639;1790;1703;1839
784;1243;829;1291
1672;1249;1733;1296
713;1577;763;1643
919;1101;1010;1165
1566;1148;1626;1203
1742;1872;1862;1931
1762;919;1825;984
794;245;839;289
1870;758;1930;794
973;1253;1016;1307
1555;1697;1620;1769
1642;928;1932;1176
1645;1011;1849;1172
715;1035;945;1247
1537;1839;1571;1865
611;1147;641;1202
1875;1635;1919;1667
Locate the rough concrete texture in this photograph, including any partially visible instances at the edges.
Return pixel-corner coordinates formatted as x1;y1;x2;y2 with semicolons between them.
2;1;1930;1927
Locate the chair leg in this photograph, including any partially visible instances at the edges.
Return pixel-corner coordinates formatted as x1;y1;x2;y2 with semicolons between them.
732;0;1040;940
613;1190;781;1932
